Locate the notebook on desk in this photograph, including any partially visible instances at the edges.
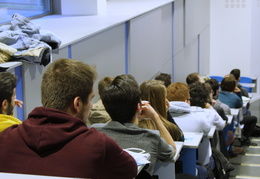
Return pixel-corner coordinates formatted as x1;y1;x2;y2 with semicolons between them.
124;148;150;166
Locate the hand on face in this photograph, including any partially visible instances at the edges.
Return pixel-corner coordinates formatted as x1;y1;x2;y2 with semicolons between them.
234;87;241;93
14;99;23;108
137;101;159;120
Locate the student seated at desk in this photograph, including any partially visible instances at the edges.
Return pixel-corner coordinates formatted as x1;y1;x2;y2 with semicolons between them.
155;72;172;88
230;69;249;98
166;82;213;179
205;78;245;157
0;59;137;179
86;76;114;126
139;80;184;141
205;78;231;116
218;74;257;146
91;74;176;175
186;72;202;85
167;83;211;135
189;82;226;131
0;72;22;132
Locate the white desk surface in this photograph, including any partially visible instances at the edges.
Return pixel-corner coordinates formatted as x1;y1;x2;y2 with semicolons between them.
230;108;240;116
240;83;256;88
31;0;174;48
243;101;249;108
248;93;254;98
226;115;233;125
207;126;216;138
173;141;184;162
183;132;203;148
0;172;80;179
0;62;22;71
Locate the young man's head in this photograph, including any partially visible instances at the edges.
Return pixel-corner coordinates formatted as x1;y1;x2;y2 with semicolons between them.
98;76;114;96
101;74;141;124
41;58;97;122
189;83;209;108
166;82;190;102
230;69;240;81
0;72;17;115
186;72;200;85
155;73;172;88
221;74;237;92
205;78;219;98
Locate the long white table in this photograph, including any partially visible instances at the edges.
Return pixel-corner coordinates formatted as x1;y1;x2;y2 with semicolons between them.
0;172;81;179
207;126;216;138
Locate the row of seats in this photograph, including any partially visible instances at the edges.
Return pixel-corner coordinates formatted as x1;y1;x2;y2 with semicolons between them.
209;75;254;92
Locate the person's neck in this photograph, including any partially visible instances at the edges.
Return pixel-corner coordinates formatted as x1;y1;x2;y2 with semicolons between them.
205;103;211;109
221;90;233;93
133;117;138;125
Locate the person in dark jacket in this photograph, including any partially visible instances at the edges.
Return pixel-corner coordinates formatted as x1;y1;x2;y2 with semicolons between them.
0;58;137;179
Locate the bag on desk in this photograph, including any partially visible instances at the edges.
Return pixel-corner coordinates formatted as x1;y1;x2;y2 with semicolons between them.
212;148;234;179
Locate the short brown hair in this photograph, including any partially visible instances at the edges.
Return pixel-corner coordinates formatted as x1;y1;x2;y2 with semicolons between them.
155;73;172;87
166;82;190;101
230;69;240;81
186;73;200;85
221;74;236;92
98;77;114;95
41;58;97;111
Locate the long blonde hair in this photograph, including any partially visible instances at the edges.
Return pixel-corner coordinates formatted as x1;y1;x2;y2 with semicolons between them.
139;80;181;141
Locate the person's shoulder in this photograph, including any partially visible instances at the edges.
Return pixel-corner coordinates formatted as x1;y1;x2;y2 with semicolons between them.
0;123;19;141
90;123;107;129
144;128;160;136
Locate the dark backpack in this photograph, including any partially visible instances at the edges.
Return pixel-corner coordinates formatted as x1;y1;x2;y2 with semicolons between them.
212;148;235;179
250;125;260;137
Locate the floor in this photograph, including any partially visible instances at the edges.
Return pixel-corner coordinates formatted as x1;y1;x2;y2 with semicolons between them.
229;100;260;179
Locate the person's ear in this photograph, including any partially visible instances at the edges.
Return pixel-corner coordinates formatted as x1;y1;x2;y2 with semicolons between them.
136;102;142;115
137;103;141;111
73;96;81;113
1;99;8;114
216;89;219;96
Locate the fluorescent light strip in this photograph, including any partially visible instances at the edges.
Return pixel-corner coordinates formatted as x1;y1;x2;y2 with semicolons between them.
252;139;260;142
240;163;260;167
234;176;260;179
245;154;260;156
248;146;260;149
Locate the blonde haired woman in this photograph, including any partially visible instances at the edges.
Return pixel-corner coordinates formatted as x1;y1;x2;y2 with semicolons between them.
139;80;184;141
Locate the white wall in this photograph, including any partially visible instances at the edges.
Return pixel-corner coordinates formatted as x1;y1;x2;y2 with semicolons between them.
129;4;173;85
210;0;252;76
210;0;260;95
250;0;260;93
173;0;210;83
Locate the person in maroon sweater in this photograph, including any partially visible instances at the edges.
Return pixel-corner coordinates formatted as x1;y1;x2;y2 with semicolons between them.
0;58;137;179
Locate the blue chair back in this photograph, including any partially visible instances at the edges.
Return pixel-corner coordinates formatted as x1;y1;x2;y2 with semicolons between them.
239;76;253;92
209;76;224;83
